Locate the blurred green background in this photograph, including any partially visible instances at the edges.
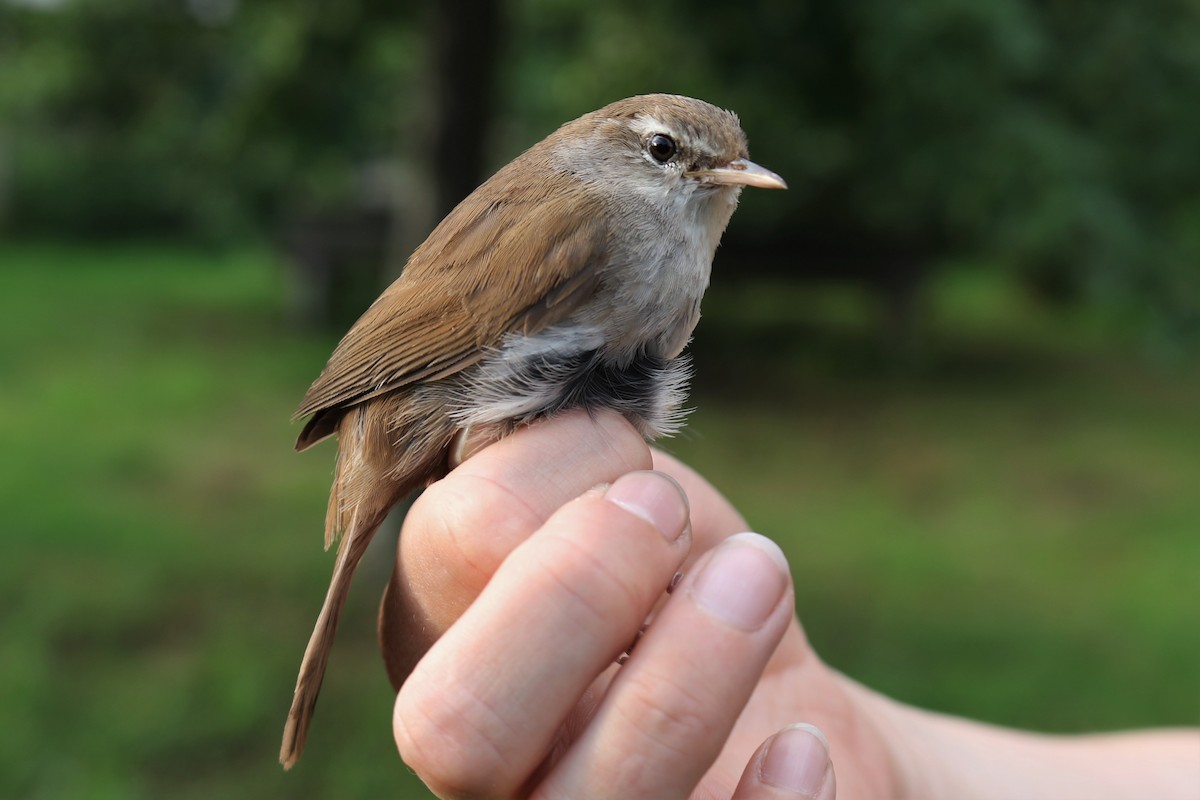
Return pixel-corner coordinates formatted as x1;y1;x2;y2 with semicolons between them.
2;1;1198;798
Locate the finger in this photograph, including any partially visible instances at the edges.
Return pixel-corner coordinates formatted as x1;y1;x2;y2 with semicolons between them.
731;725;836;800
652;448;749;551
380;409;650;681
652;448;814;679
394;470;692;799
536;533;794;799
406;409;650;604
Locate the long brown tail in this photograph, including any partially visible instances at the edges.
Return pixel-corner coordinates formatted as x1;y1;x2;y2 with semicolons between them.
280;396;454;769
279;500;391;769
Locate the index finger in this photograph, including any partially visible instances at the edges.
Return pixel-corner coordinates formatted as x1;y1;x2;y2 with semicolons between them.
380;409;652;685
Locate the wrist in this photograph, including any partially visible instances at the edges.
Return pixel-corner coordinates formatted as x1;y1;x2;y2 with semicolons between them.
844;678;1200;800
830;675;943;799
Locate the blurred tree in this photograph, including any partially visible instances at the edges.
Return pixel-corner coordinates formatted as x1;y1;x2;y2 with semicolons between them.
0;0;422;240
0;0;1195;345
429;0;503;220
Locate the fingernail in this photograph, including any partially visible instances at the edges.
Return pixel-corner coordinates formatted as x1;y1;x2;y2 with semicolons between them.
689;533;788;630
604;471;689;542
760;723;831;795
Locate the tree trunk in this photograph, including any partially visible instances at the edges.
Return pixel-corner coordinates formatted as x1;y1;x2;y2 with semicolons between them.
430;0;504;219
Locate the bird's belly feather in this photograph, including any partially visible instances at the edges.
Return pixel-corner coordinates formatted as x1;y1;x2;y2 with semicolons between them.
442;324;691;439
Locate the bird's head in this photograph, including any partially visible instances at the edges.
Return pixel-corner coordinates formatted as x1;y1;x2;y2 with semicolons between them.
552;94;786;207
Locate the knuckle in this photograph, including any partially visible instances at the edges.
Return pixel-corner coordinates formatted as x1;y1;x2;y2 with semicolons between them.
533;511;657;629
409;476;540;589
537;544;634;631
394;678;511;799
617;666;712;763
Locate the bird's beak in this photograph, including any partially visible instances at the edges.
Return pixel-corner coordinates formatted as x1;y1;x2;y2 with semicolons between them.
687;158;787;190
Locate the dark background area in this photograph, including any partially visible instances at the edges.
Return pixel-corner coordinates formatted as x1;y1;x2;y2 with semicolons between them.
4;0;1199;343
1;1;1197;797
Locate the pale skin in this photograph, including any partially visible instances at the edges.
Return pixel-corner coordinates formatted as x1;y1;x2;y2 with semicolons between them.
385;409;1200;799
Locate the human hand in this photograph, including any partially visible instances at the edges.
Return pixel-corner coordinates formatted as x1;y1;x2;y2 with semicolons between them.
380;409;1200;799
380;410;907;798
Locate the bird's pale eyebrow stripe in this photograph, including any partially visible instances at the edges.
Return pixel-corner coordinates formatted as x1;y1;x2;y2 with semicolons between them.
630;115;678;141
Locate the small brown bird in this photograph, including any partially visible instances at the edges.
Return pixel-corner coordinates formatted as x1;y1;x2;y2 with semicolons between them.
280;94;785;768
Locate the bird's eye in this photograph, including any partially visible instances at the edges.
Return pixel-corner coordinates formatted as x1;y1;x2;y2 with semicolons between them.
647;134;677;163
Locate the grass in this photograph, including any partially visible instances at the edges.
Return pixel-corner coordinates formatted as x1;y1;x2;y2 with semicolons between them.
1;241;1196;798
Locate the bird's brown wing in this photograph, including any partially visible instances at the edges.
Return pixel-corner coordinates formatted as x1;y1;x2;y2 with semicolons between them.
293;169;609;450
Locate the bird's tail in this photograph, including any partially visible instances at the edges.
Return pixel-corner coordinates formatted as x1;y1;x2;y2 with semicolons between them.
280;396;453;769
279;498;390;770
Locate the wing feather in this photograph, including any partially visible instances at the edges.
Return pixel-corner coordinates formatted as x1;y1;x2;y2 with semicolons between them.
294;157;609;448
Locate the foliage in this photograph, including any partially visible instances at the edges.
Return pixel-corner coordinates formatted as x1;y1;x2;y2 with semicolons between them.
0;0;1196;327
0;0;422;240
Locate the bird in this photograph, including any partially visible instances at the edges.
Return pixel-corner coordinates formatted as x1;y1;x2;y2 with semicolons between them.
280;93;786;768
